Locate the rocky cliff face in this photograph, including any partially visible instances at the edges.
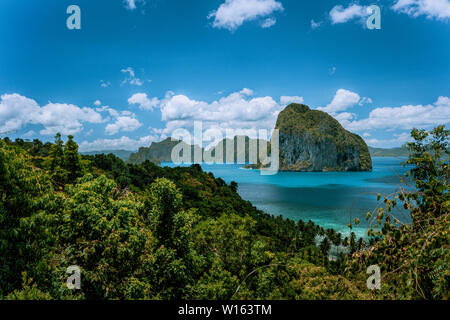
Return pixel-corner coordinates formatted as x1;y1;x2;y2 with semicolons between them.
207;136;270;163
275;104;372;172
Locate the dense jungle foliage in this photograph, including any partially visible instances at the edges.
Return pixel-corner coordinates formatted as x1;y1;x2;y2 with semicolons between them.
0;126;448;300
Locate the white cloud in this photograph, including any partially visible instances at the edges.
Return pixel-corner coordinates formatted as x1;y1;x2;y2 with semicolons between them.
339;96;450;132
79;134;158;152
318;89;367;114
261;17;277;28
364;132;412;148
0;93;40;133
208;0;284;31
95;105;142;136
123;0;146;11
392;0;450;20
359;97;373;105
240;88;254;96
0;93;103;136
23;130;36;138
100;80;111;88
159;88;287;137
435;95;450;106
94;100;101;106
311;19;322;29
335;112;356;122
105;115;142;135
128;93;160;111
280;96;304;105
121;67;144;86
161;89;279;122
122;67;136;78
35;103;103;135
95;105;118;118
124;0;137;10
100;81;111;88
329;4;370;24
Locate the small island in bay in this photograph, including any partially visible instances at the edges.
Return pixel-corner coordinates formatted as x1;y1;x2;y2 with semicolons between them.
274;103;372;172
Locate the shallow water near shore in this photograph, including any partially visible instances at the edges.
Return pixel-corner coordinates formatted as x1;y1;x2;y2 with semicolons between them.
162;157;411;238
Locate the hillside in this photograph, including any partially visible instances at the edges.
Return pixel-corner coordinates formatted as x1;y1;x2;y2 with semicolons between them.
127;136;270;165
205;135;270;163
81;150;133;161
368;146;410;157
0;125;447;300
0;136;364;300
275;104;372;172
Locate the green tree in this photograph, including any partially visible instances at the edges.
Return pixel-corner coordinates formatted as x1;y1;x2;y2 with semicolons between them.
47;133;67;184
194;212;256;277
143;178;198;299
47;174;154;299
49;133;64;170
349;232;357;254
320;238;331;256
348;125;449;300
2;134;377;301
0;141;56;296
64;135;83;183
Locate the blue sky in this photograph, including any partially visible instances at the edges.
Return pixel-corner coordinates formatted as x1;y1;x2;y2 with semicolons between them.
0;0;449;151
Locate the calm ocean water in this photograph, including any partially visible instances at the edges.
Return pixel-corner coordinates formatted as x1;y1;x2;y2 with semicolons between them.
162;157;411;238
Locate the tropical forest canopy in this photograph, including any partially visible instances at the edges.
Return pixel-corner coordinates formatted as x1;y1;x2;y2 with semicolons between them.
0;126;448;300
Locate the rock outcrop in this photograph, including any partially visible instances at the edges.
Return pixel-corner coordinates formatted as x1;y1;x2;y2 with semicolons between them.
275;103;372;172
207;136;270;163
127;138;203;165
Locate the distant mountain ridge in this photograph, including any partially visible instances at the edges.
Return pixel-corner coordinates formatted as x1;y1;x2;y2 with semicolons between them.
126;136;270;165
83;140;410;165
127;138;203;165
81;150;133;161
368;146;410;158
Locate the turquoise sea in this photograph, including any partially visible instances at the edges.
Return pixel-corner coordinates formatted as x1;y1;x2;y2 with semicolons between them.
162;157;412;238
